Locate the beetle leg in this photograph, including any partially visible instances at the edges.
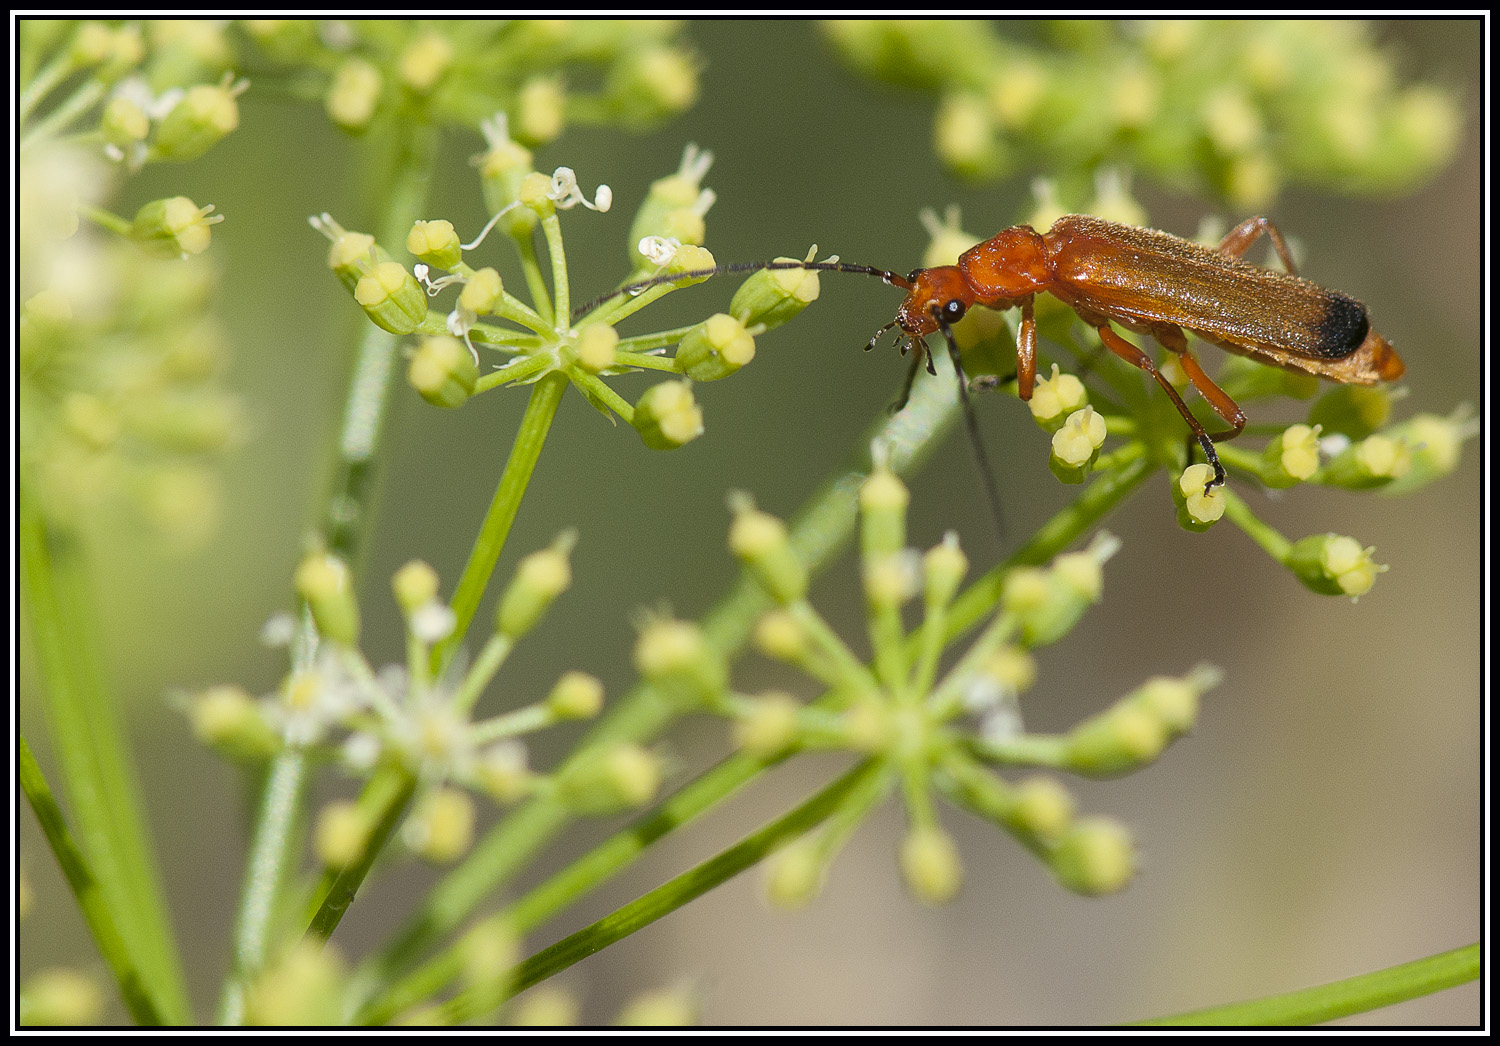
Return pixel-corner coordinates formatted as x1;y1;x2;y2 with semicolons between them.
1093;323;1225;489
1217;216;1298;275
1015;295;1038;400
934;308;1007;545
889;343;924;414
1154;327;1247;443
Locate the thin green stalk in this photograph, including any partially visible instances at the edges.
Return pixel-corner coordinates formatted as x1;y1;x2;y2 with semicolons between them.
20;736;166;1026
434;370;569;669
20;78;103;148
1222;488;1293;561
351;353;964;1001
304;769;419;940
439;759;886;1023
1132;942;1480;1026
220;121;439;1023
510;229;555;328
19;485;192;1024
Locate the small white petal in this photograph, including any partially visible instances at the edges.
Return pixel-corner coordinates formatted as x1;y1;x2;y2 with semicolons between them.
259;612;296;647
412;602;457;643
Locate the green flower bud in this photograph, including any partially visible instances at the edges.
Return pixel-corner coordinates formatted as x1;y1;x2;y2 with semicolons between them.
841;699;892;752
547;671;604;721
733;691;802;758
864;552;919;613
517;170;556;220
294;551;359;645
1012;776;1075;843
191;685;278;762
477;118;536;237
21;968;104;1027
630;145;715;270
574;323;619;373
633;617;726;707
753;609;808;664
1202;86;1265;156
246;941;345;1026
130;196;221;257
154;81;242;161
729;257;820;331
398;32;454;95
406;219;462;270
979;646;1037;697
69;23;114;67
406;788;475;863
1028;364;1090;432
556;743;662;815
1003;534;1115;648
858;465;909;561
408;335;477;408
100;95;149;149
1049;406;1107;483
327;58;382;131
632;380;703;449
923;531;968;610
516;76;566;146
1287;533;1386;599
125;390;243;452
1064;702;1170;777
1261;423;1322;487
676;313;755;381
900;826;963;905
475;742;530;805
728;495;806;604
315;800;367;868
459;267;504;316
393;560;441;615
986;60;1049;130
1308;384;1394;440
322;224;386;291
495;531;576;638
935;92;1005;180
1320;433;1411;490
617;987;698;1028
355;261;427;335
1051;817;1136;896
1173;463;1226;532
764;838;824;909
1380;409;1476;495
607;44;699;125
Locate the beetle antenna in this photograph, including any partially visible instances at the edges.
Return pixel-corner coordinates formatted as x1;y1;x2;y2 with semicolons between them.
571;259;914;322
932;308;1008;546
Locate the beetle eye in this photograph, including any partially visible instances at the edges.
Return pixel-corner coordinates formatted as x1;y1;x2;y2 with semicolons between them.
942;299;966;322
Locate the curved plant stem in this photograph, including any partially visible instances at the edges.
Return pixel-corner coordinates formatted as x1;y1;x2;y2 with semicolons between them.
440;759;886;1023
218;120;439;1024
434;370;570;669
303;769;419;940
19;483;191;1024
1132;941;1480;1026
20;736;166;1026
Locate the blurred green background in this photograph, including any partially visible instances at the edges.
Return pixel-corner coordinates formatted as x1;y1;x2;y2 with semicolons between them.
21;20;1480;1025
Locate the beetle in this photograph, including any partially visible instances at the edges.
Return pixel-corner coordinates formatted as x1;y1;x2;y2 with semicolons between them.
581;213;1404;510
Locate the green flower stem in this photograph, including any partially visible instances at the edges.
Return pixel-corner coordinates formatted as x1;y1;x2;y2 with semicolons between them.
567;368;636;423
474;353;555;394
612;350;683;373
509;229;555;328
791;600;881;695
450;632;513;715
617;325;696;353
20;736;167;1026
434;370;569;671
20;78;103;148
79;202;131;237
966;732;1070;770
1092;440;1148;474
352;358;964;1002
1214;442;1278;484
19;484;192;1024
940;452;1154;644
1132;941;1480;1026
303;767;419;941
19;50;73;119
1221;488;1293;562
438;758;887;1024
582;280;680;329
469;703;552;744
1101;415;1138;437
540;212;570;322
221;122;439;1023
869;599;909;697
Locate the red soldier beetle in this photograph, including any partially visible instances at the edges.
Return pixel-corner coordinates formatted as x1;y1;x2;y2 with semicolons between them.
579;213;1405;525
